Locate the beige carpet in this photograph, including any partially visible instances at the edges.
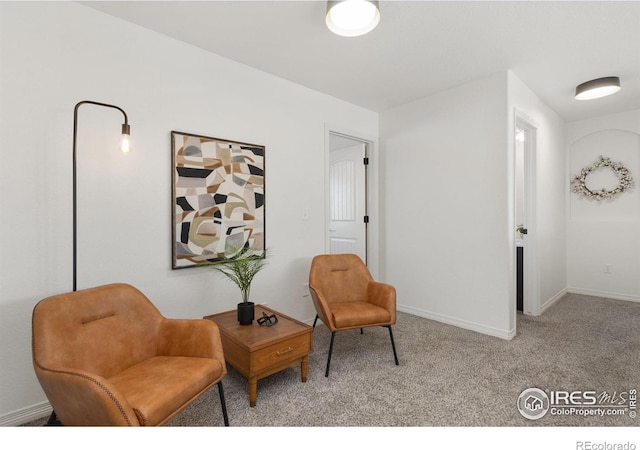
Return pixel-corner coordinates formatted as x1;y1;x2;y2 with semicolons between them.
24;293;640;427
167;292;639;427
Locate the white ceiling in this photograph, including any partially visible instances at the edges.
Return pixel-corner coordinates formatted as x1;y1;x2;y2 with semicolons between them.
82;0;640;122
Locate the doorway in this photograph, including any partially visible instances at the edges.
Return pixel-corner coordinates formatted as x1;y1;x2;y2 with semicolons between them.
328;132;369;264
515;127;525;312
514;113;539;317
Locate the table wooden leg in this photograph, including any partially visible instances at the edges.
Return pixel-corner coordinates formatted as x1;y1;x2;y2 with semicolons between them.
249;376;257;407
301;356;308;383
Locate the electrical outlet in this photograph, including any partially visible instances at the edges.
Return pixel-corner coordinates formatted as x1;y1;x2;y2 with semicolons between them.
603;264;613;274
302;283;310;297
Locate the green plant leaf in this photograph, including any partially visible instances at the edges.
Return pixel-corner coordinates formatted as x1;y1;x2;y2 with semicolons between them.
206;246;268;303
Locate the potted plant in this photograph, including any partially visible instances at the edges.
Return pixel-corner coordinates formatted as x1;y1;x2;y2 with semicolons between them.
207;245;268;325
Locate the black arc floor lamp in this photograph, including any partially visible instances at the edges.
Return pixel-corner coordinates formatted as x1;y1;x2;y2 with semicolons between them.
46;101;131;425
72;100;131;292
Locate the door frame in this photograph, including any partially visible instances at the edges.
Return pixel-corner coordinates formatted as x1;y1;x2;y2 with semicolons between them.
514;111;540;318
324;125;379;278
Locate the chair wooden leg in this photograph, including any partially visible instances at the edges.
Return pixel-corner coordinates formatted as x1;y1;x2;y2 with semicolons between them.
325;332;336;377
313;314;319;328
386;325;399;365
217;382;229;426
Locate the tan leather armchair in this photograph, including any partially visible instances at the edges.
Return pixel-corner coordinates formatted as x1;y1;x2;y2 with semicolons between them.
32;283;229;426
308;254;399;377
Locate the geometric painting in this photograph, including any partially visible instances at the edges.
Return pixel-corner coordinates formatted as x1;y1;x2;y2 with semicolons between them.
171;131;265;269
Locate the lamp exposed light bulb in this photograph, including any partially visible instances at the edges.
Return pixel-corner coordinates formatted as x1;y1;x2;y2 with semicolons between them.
121;123;131;154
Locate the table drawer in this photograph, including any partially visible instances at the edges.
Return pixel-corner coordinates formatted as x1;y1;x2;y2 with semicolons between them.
253;333;311;369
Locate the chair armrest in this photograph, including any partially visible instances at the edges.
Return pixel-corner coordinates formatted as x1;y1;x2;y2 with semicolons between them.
157;318;225;362
33;364;138;426
309;286;336;330
367;281;396;324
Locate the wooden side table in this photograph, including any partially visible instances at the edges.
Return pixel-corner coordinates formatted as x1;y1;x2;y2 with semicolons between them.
204;305;313;407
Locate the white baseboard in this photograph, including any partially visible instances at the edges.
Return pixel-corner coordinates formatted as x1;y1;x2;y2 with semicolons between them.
566;287;640;303
398;304;515;340
0;401;51;427
540;288;567;313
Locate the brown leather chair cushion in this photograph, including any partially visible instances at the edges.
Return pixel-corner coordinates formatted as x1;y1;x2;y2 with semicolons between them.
109;356;223;426
330;302;391;328
308;254;372;305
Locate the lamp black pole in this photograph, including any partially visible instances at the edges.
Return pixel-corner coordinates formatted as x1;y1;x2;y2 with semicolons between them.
72;101;130;292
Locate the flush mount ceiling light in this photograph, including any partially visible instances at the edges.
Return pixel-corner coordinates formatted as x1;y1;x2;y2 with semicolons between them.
575;76;621;101
326;0;380;37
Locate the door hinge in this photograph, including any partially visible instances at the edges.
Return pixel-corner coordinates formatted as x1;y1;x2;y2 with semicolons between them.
364;215;369;223
363;157;369;165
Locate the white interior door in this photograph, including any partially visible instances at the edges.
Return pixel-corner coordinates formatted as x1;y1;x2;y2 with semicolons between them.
515;114;539;318
329;138;367;262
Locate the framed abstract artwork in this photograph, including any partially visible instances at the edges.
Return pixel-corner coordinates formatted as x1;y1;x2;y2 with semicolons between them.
171;131;265;269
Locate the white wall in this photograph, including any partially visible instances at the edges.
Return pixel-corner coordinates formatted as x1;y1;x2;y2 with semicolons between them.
508;72;567;314
566;109;640;302
380;71;566;340
0;2;378;423
380;72;514;339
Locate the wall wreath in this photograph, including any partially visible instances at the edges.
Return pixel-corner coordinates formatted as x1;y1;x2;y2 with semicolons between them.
571;155;634;201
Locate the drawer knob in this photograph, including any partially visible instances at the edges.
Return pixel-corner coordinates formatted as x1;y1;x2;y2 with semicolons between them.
276;346;294;356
